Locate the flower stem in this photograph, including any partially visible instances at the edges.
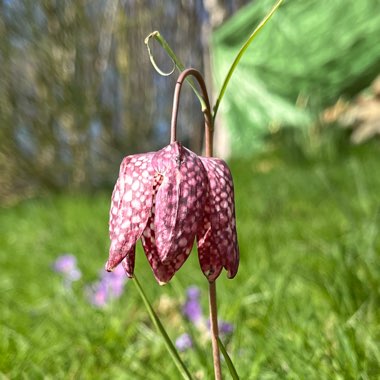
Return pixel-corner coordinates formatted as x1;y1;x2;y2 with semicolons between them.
209;281;222;380
144;1;283;126
133;275;193;380
200;70;222;380
169;68;222;379
169;68;212;147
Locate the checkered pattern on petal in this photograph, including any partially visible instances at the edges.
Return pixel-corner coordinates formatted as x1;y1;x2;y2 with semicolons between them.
106;153;155;271
197;157;239;280
152;142;207;264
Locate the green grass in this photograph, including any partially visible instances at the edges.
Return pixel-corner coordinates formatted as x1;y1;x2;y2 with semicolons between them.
1;136;380;379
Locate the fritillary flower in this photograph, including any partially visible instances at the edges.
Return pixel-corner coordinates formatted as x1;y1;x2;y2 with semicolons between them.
105;140;239;284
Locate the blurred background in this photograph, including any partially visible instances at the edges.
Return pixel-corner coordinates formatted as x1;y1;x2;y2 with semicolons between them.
1;0;380;202
1;0;380;378
0;0;251;204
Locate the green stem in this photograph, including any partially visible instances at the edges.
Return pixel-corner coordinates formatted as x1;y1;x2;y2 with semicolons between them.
133;275;193;380
212;0;283;123
145;31;206;111
144;1;283;124
218;337;240;380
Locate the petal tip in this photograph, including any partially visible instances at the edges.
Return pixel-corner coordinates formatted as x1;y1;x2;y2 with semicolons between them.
227;271;237;279
105;261;113;272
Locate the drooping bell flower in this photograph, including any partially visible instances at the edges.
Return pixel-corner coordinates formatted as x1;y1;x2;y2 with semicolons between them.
106;141;239;284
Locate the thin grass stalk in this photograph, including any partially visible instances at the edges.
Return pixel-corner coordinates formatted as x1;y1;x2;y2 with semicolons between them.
133;275;193;380
218;337;239;380
212;0;283;122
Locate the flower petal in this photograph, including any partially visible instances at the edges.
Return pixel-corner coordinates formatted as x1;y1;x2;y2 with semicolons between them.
106;153;155;270
152;142;208;263
196;213;223;282
121;245;136;278
197;158;239;280
140;172;192;284
141;214;190;284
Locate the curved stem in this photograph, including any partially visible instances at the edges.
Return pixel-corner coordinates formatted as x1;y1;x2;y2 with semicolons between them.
170;68;213;155
170;68;221;379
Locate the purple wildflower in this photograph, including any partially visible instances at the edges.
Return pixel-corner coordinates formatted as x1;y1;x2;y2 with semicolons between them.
53;254;82;285
87;265;127;308
100;265;125;298
87;281;108;308
219;321;234;335
186;286;201;299
175;333;193;352
206;319;234;336
181;286;234;340
182;286;203;325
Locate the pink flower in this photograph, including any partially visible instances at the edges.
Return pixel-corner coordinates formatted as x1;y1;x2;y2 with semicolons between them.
86;265;127;308
175;333;193;352
106;141;239;284
182;286;203;324
53;254;82;285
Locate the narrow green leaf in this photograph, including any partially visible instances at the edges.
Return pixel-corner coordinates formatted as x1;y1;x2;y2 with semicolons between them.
133;275;193;380
217;337;240;380
212;0;284;122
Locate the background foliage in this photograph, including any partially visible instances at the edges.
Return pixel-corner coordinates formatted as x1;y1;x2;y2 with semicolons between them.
1;135;380;379
212;0;380;154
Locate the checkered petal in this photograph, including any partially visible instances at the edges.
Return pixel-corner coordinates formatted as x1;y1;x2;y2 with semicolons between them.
197;157;239;280
141;214;188;285
152;142;208;264
106;153;155;271
121;245;136;278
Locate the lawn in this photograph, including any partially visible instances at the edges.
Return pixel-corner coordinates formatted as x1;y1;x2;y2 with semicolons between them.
1;135;380;379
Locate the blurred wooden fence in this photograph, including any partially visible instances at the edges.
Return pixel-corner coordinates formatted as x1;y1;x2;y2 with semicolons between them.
0;0;248;203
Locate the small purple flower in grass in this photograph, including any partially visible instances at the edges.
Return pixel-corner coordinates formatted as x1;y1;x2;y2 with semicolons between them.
87;281;108;308
53;254;81;285
87;265;127;308
206;320;234;337
182;286;234;337
100;264;126;298
219;321;234;335
182;286;203;325
106;141;239;284
175;333;193;352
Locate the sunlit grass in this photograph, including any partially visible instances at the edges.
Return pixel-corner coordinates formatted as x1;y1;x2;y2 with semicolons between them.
1;136;380;379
